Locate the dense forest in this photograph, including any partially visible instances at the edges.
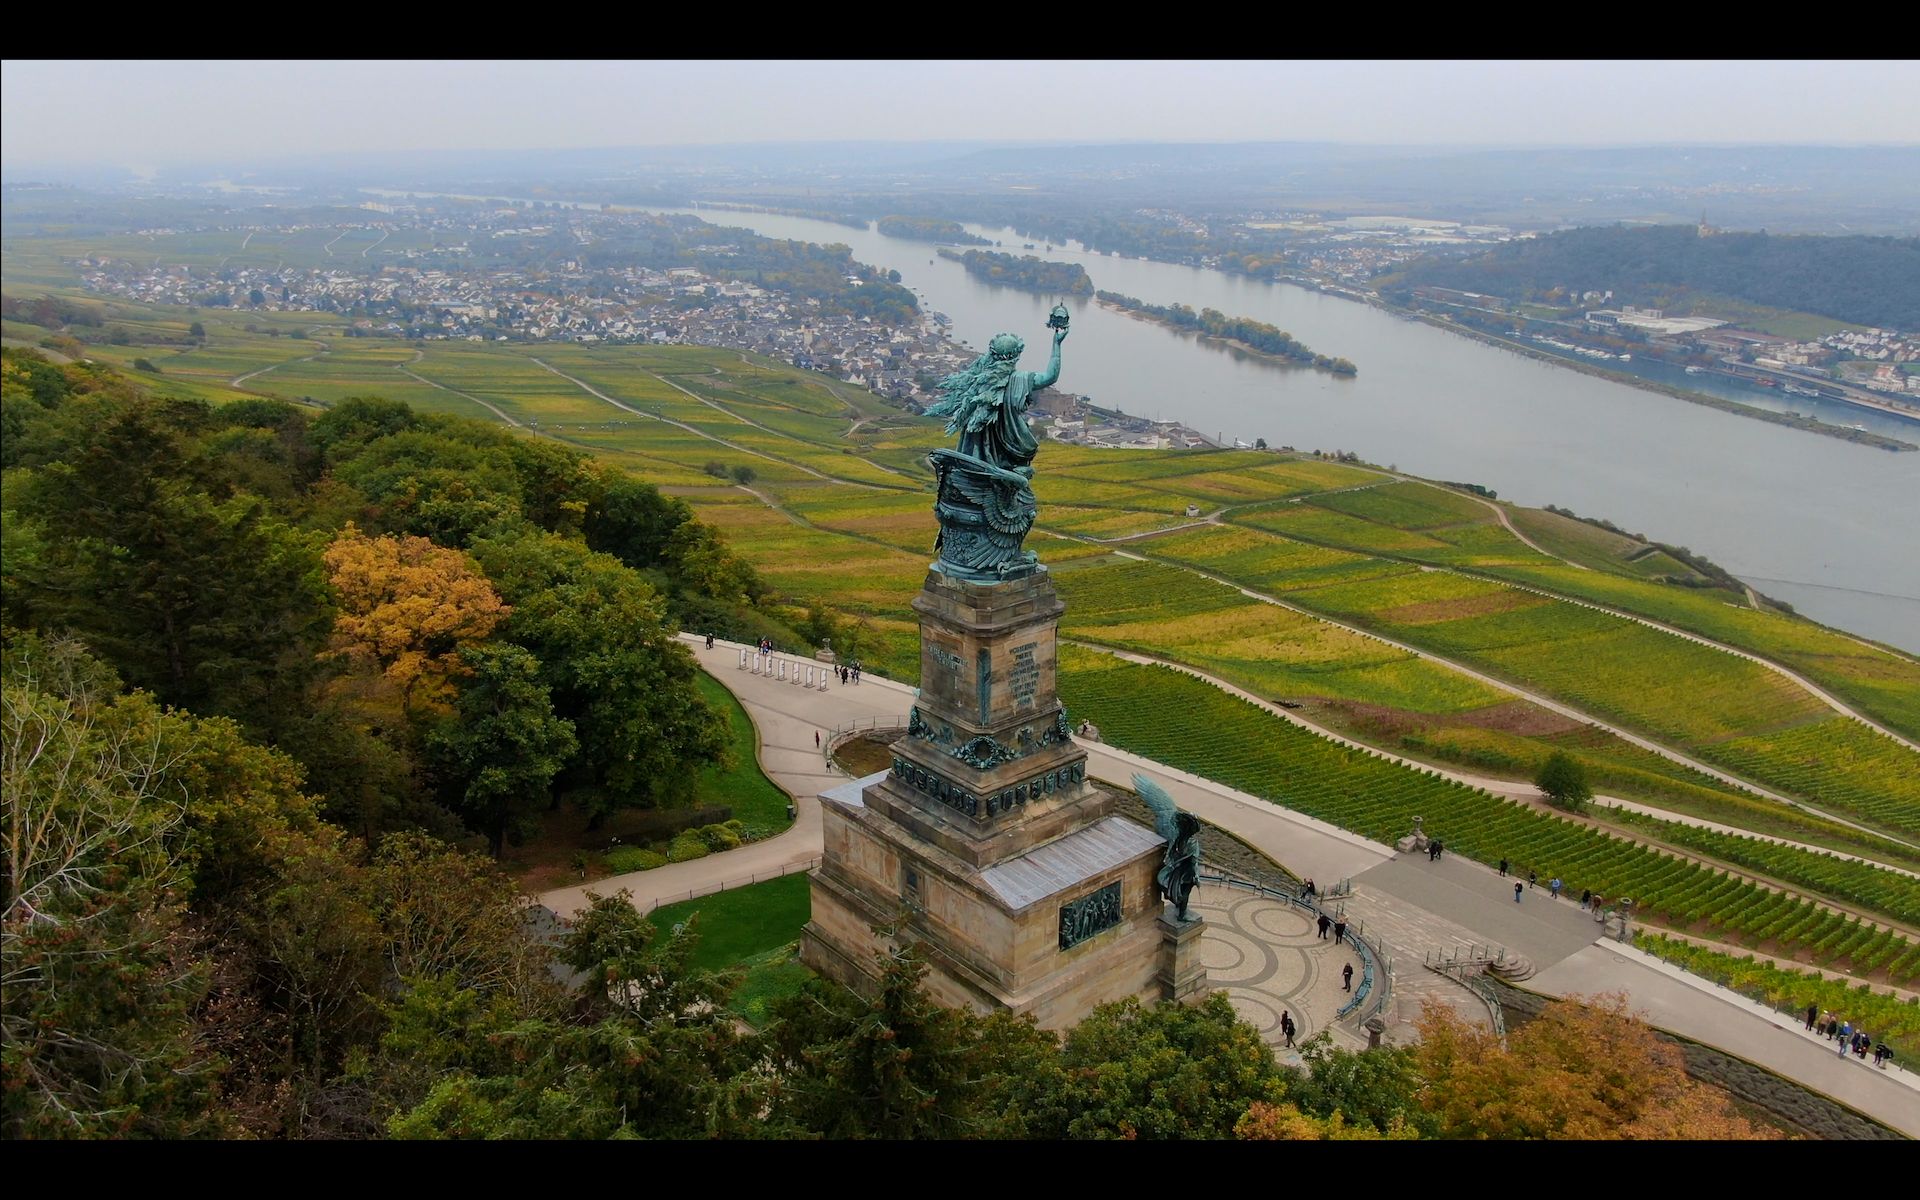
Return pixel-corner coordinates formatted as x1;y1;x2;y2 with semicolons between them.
0;350;1779;1140
1097;292;1356;374
1383;225;1920;330
938;248;1094;295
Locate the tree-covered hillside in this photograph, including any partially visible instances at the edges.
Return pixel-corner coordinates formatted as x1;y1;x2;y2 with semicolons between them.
1384;225;1920;329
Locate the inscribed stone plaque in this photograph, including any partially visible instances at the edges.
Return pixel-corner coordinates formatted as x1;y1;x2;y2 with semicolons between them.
1010;641;1039;708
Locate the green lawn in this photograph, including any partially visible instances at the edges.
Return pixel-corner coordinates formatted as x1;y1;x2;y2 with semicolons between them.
648;872;812;973
694;672;793;838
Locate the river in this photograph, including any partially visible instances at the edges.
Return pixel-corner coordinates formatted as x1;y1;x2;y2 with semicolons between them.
365;190;1920;653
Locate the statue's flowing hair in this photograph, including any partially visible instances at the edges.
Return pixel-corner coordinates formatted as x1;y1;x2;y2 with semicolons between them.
926;351;1018;434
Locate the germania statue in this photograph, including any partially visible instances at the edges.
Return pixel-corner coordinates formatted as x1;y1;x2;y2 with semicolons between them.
924;306;1069;581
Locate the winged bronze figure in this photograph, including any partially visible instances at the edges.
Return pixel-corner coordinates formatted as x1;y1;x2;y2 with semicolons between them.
1136;773;1201;923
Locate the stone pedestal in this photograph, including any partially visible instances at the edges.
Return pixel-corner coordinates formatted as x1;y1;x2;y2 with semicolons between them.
802;565;1206;1029
1158;912;1210;1007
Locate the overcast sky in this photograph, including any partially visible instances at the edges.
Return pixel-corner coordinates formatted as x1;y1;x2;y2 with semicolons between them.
4;60;1916;169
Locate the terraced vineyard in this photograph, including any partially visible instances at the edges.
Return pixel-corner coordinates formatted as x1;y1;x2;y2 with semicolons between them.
1634;933;1918;1053
1056;649;1920;985
1604;807;1920;928
1703;718;1920;840
1309;479;1496;529
1472;561;1920;740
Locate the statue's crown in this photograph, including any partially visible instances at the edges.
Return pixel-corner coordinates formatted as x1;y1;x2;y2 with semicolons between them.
988;333;1024;361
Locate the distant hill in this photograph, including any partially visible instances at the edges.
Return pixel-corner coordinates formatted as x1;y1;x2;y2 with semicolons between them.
1384;225;1920;330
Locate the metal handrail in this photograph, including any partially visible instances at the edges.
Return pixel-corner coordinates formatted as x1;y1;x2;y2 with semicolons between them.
822;716;909;766
636;855;823;915
1427;958;1508;1037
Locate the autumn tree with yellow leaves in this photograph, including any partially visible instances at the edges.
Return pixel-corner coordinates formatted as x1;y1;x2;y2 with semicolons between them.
1413;992;1778;1140
322;524;508;715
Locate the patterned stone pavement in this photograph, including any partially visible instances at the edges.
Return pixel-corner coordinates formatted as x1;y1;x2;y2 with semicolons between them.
1191;885;1367;1060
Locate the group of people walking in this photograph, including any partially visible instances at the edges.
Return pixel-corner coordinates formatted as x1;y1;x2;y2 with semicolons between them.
1809;1007;1897;1069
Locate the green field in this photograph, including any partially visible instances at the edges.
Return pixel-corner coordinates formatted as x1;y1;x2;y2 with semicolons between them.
1057;649;1920;985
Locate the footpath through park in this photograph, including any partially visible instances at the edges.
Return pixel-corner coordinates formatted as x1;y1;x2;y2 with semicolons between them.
534;635;1920;1137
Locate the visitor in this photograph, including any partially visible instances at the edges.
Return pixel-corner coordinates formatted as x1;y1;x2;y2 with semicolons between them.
1333;919;1347;942
1805;1003;1818;1031
1875;1043;1894;1070
1499;858;1509;877
1580;889;1593;910
1514;882;1524;904
1855;1032;1871;1061
1342;962;1354;992
814;730;821;748
1428;842;1439;863
1432;839;1443;861
1837;1020;1853;1055
1281;1011;1296;1048
1316;914;1331;940
1549;877;1563;900
1300;878;1315;899
1528;869;1538;890
1826;1015;1839;1040
1819;1010;1834;1037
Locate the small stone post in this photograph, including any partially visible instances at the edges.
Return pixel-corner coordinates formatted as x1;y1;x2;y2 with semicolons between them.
738;648;748;670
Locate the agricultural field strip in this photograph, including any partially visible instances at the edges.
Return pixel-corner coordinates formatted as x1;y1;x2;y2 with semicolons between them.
644;364;911;481
1447;565;1920;753
1638;930;1920;1006
1057;514;1224;543
527;356;870;487
232;344;327;387
393;352;525;429
1213;494;1920;753
1446;484;1589;569
1592;797;1920;882
1069;639;1920;927
1082;542;1845;817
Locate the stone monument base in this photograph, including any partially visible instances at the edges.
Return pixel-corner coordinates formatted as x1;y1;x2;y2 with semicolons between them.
801;772;1203;1031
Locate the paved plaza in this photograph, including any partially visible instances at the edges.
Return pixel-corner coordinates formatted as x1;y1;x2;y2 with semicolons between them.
1192;886;1367;1059
534;635;1920;1137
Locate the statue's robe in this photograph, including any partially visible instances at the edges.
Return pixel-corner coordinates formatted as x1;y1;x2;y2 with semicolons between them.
955;370;1042;473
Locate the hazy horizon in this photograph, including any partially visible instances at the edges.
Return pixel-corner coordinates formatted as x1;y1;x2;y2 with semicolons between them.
5;60;1917;172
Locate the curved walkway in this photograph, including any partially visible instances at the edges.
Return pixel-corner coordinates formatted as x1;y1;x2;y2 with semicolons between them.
532;634;1919;1135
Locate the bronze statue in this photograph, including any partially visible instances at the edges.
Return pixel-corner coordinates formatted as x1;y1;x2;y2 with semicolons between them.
922;307;1068;582
1136;773;1201;923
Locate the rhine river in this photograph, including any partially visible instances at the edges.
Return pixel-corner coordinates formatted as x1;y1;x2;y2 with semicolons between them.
367;191;1920;652
670;206;1920;653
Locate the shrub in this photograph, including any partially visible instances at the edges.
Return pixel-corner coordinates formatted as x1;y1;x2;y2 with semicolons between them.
696;821;743;852
704;461;729;478
667;833;711;863
603;846;667;874
132;358;159;373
